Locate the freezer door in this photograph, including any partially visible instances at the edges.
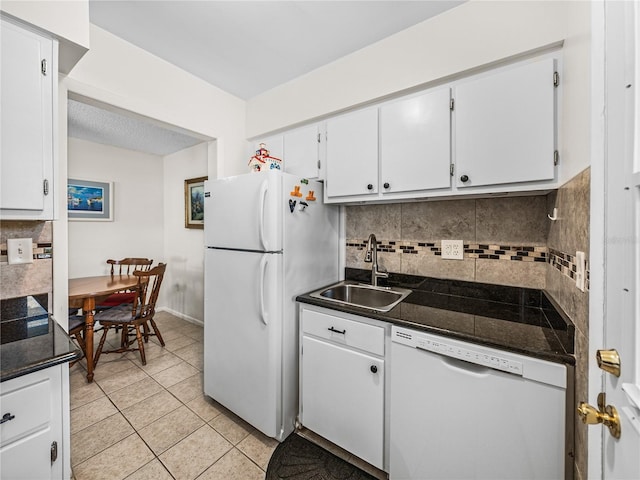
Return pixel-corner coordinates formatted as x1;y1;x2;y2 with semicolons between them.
204;171;282;251
203;248;283;438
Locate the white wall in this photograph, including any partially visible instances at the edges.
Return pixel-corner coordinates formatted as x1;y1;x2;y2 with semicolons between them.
67;137;164;279
246;0;592;182
66;24;247;178
1;0;90;73
55;22;249;328
162;143;208;323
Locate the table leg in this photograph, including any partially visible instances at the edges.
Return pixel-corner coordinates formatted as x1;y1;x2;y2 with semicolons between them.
83;297;96;383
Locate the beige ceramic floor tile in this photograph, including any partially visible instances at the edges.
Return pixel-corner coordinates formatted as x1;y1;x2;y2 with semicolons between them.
121;390;182;431
209;411;253;445
70;314;283;480
237;431;279;470
163;334;198;353
139;351;182;376
185;395;223;422
71;413;134;466
188;355;204;371
151;326;183;342
69;361;87;375
70;376;105;410
93;357;140;380
108;376;164;411
96;366;149;395
198;448;265;480
120;341;167;364
167;372;203;403
153;361;199;388
173;345;204;371
159;425;232;480
73;433;154;480
180;325;204;341
138;405;204;455
125;459;174;480
71;396;118;434
172;342;202;360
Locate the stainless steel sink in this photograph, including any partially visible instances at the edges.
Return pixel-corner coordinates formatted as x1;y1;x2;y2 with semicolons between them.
309;281;412;312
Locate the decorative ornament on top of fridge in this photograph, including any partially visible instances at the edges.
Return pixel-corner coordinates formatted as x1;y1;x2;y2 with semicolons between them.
248;143;282;172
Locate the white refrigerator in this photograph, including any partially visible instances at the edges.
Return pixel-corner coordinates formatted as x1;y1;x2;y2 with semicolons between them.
203;170;339;441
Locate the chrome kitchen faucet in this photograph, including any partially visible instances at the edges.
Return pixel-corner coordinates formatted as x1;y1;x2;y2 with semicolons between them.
364;233;389;287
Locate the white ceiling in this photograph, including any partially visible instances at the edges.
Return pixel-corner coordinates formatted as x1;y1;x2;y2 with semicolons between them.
70;1;464;156
68;98;208;156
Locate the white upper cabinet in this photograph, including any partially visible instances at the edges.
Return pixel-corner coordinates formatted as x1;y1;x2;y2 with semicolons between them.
283;124;321;179
255;54;560;204
380;88;451;195
1;17;57;220
453;57;557;189
325;108;378;199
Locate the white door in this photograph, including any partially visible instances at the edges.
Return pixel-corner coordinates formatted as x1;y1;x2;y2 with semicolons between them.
380;87;451;194
325;108;378;198
0;428;53;479
284;124;320;179
203;248;282;438
301;336;384;469
590;2;640;479
453;56;556;188
0;18;53;212
204;171;283;251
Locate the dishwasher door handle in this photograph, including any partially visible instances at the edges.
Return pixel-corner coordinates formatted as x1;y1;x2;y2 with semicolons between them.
425;350;492;377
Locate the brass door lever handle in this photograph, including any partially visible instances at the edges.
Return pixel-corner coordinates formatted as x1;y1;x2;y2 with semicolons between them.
577;392;621;439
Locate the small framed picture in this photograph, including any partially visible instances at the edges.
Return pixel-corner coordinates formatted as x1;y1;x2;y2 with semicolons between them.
67;179;113;221
185;176;207;229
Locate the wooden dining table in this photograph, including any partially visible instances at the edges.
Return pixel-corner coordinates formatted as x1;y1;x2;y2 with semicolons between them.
68;274;140;382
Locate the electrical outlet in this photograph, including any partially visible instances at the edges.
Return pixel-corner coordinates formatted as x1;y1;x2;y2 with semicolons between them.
441;240;464;260
575;251;586;292
7;238;33;265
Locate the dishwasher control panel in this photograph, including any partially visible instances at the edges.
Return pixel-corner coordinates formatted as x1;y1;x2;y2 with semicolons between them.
392;327;523;376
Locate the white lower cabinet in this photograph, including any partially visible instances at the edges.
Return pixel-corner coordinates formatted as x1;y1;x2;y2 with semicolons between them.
0;366;63;479
299;306;387;470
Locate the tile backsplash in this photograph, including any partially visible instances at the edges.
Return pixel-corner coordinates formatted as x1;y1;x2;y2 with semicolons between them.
346;167;591;480
0;221;53;302
345;195;551;289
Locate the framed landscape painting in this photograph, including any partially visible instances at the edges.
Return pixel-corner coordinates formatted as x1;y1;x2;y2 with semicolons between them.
185;176;207;229
67;179;113;221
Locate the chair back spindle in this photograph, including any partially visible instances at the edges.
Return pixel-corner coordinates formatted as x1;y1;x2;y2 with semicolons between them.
107;258;153;276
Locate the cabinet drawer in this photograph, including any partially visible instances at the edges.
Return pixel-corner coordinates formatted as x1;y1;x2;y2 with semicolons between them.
0;376;51;446
302;309;385;356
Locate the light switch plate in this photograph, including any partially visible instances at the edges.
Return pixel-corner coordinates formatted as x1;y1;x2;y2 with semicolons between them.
7;238;33;265
442;240;464;260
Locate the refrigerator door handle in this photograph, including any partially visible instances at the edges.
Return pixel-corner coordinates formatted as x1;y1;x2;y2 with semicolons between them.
259;255;269;325
259;180;269;251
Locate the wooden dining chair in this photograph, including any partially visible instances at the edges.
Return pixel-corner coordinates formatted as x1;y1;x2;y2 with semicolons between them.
68;310;87;367
97;258;153;309
92;263;167;366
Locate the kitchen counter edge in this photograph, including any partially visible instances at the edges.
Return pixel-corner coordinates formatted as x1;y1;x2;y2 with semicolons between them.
296;291;576;366
1;317;82;382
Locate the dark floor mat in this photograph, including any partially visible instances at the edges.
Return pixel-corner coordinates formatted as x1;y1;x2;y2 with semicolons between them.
266;433;378;480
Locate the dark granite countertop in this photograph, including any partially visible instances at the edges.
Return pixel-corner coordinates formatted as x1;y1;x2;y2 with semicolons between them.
1;315;82;382
297;268;575;365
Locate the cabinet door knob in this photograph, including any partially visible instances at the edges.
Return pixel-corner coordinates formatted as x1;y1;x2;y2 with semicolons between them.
367;184;374;190
383;182;390;189
1;413;15;424
370;365;378;373
460;175;469;183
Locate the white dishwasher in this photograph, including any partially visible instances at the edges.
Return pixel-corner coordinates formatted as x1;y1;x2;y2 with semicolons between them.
389;326;569;480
